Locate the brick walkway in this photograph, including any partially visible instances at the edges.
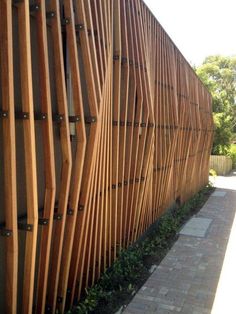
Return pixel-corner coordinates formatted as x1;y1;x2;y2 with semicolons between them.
123;171;236;314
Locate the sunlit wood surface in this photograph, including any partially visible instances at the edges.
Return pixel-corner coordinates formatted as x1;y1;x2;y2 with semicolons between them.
0;1;213;313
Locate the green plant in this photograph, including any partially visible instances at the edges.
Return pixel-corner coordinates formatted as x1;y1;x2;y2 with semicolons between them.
158;214;179;238
209;168;217;176
196;55;236;155
70;183;214;314
227;144;236;167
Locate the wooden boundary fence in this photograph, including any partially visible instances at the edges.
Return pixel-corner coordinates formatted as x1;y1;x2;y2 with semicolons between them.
210;155;232;175
0;0;213;313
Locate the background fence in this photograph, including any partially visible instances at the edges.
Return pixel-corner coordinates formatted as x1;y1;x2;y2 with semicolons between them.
0;0;213;313
210;155;232;175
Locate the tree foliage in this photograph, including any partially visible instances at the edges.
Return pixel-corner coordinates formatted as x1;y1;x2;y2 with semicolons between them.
196;55;236;154
212;113;232;154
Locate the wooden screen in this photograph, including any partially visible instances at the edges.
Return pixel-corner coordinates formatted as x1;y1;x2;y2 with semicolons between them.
0;0;213;313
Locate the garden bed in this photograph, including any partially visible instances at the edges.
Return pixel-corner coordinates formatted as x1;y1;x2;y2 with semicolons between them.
68;184;214;314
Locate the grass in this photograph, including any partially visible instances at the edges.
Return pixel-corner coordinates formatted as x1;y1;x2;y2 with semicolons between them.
67;183;214;314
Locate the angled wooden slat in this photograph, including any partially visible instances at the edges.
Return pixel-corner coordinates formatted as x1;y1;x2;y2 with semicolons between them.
116;0;129;250
56;0;86;313
32;1;56;313
131;0;155;242
88;82;107;287
66;122;99;307
45;1;72;312
124;0;143;248
126;0;149;246
0;1;214;311
87;119;103;286
122;0;137;249
66;0;101;306
15;1;38;312
74;0;100;113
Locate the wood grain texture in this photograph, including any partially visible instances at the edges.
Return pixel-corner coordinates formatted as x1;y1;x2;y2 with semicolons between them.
0;1;18;313
33;2;56;314
0;1;213;312
45;1;72;313
13;1;39;313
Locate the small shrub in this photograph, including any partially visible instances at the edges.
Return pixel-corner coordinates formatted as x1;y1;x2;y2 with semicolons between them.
70;183;214;314
227;144;236;167
209;168;217;177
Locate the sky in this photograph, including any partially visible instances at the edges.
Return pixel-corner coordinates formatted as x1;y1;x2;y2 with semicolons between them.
143;0;236;66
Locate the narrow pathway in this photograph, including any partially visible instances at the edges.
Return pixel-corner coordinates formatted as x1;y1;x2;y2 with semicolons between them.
123;171;236;314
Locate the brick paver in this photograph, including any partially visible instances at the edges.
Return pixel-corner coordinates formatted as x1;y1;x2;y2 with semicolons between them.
123;171;236;314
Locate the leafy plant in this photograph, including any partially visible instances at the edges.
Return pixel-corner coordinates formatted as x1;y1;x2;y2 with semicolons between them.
70;183;214;314
227;144;236;167
209;168;217;176
196;55;236;155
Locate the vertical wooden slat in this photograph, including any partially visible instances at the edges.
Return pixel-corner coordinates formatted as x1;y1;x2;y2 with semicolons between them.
111;0;121;261
0;1;18;313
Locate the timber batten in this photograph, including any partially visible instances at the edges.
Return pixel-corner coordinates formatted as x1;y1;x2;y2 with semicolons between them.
0;0;213;313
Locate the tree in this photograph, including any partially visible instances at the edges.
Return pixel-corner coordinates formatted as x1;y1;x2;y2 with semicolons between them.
196;55;236;154
212;113;232;154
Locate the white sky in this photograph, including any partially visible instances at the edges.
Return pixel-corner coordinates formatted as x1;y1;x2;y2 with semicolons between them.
143;0;236;66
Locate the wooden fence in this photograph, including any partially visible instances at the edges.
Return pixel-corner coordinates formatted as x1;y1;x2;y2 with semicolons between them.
210;155;232;175
0;0;213;313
